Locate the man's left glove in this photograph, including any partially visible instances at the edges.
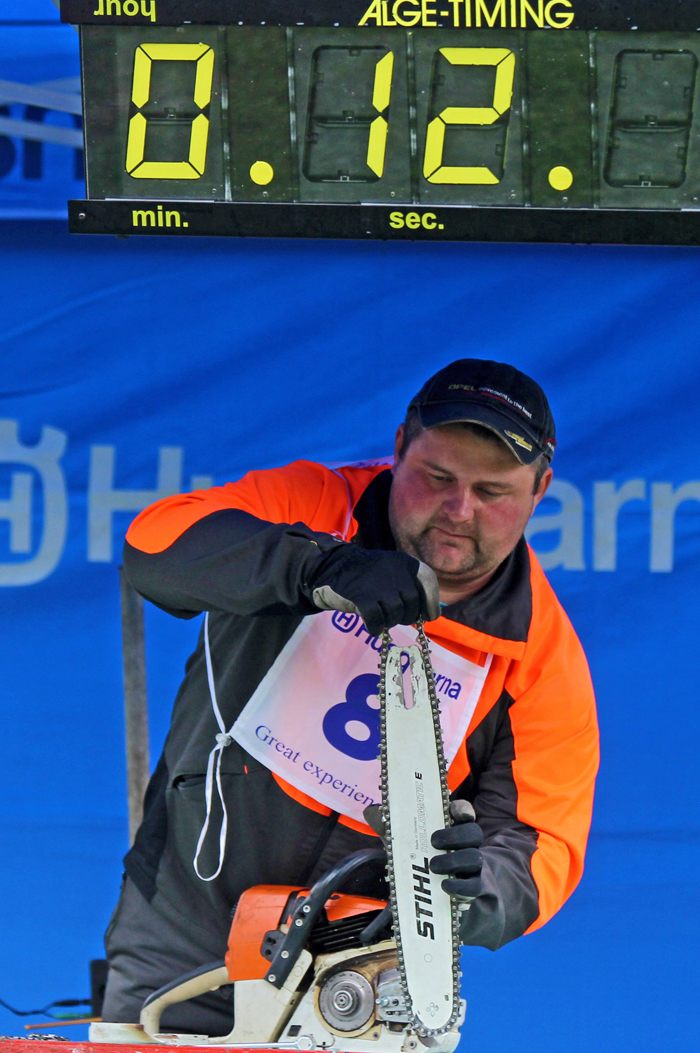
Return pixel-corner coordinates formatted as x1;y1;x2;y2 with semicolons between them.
307;543;440;636
429;800;483;902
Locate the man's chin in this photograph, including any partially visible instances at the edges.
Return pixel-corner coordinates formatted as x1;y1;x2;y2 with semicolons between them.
417;540;478;572
434;563;486;582
417;550;486;581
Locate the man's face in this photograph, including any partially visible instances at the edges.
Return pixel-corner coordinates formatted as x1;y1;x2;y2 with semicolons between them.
389;423;552;599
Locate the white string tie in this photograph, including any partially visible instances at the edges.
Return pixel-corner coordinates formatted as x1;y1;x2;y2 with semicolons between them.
193;611;235;882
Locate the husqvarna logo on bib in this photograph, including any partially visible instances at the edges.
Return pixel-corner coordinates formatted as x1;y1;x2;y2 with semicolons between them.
231;611;491;824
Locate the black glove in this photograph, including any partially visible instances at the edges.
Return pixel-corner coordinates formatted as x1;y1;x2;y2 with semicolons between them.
429;799;483;902
308;543;440;637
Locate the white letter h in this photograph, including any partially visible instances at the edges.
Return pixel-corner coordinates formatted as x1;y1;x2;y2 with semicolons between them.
88;445;183;562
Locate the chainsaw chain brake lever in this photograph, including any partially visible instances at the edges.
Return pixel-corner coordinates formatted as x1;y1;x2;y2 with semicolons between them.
264;847;386;990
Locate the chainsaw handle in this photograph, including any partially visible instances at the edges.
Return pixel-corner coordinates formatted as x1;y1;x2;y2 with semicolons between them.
264;847;386;990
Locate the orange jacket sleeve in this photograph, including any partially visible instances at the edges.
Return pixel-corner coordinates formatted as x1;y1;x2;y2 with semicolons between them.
504;555;599;934
126;460;360;553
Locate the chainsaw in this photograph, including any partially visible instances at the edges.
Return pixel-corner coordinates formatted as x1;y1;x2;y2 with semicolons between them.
90;623;464;1051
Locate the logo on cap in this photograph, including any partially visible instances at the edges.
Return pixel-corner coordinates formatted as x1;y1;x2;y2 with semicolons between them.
448;384;476;392
504;430;533;452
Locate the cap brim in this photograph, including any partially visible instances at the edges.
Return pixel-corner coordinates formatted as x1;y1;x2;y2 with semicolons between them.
417;401;542;466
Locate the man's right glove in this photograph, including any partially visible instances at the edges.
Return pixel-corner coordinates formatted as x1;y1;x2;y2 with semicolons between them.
308;543;440;637
429;799;483;902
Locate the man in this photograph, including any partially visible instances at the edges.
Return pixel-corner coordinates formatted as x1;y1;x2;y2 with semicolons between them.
103;359;599;1035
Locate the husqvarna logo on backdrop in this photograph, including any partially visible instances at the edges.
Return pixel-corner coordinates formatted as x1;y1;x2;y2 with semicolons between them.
0;420;697;583
0;421;67;585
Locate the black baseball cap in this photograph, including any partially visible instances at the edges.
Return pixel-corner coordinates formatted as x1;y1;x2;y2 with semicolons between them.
408;359;556;467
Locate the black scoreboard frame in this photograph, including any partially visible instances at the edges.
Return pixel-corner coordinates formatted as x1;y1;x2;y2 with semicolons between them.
62;0;700;244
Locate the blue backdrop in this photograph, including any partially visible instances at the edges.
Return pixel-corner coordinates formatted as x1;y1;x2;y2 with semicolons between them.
2;225;700;1053
0;1;81;218
1;6;700;1053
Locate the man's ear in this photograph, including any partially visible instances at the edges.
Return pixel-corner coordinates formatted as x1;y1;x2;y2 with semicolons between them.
392;424;404;473
533;466;553;507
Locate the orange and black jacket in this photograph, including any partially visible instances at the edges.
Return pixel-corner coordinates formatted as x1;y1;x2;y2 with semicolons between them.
123;460;599;951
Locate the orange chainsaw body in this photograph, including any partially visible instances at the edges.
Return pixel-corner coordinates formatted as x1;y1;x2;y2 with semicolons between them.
225;884;387;981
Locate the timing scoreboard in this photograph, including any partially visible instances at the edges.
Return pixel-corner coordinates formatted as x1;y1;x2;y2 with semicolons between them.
62;0;700;242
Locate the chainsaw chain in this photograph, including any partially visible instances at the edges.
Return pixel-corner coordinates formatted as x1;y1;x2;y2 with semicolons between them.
378;622;462;1038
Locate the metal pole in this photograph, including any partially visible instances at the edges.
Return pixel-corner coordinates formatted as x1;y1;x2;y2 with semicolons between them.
119;567;150;845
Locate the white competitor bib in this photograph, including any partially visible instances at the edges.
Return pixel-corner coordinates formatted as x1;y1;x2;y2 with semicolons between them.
230;610;492;825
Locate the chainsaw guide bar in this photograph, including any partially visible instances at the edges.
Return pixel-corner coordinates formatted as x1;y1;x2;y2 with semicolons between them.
378;624;462;1038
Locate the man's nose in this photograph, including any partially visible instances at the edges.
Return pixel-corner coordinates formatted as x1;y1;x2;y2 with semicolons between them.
443;487;476;521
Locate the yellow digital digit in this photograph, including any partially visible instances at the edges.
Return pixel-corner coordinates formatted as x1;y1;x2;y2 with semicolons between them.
366;51;394;178
125;42;214;180
423;47;515;184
